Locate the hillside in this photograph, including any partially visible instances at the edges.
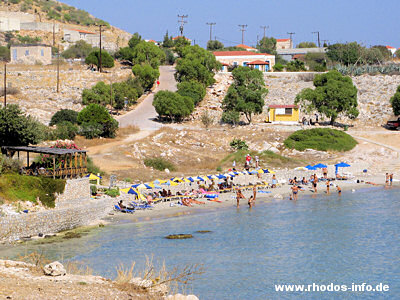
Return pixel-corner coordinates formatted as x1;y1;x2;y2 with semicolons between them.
0;0;131;51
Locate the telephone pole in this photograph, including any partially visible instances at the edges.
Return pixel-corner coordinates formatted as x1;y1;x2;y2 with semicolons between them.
56;45;60;93
287;32;295;47
260;25;269;39
52;21;55;46
177;15;188;36
206;22;216;41
238;24;247;44
3;62;6;107
312;31;320;47
97;24;104;72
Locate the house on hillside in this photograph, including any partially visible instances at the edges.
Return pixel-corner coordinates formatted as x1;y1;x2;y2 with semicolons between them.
213;51;275;72
145;39;159;45
386;46;396;56
63;28;102;48
276;38;293;50
235;44;258;52
10;44;52;65
266;104;300;124
172;36;191;42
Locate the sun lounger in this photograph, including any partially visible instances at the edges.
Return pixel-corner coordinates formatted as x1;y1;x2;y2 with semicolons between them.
114;205;135;214
130;201;153;210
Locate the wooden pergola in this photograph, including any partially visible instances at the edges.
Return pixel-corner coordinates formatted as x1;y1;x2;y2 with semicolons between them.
1;146;88;179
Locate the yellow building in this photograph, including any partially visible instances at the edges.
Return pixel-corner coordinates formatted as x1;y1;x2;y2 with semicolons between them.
266;105;300;124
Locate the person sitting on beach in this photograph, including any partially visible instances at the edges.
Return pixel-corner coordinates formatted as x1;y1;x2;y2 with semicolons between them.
118;200;126;209
167;190;172;197
301;177;308;185
236;188;246;208
323;167;328;179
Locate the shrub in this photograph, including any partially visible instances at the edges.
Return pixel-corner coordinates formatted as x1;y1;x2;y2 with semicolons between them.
61;40;93;59
50;109;78;126
87;156;102;174
177;81;206;105
85;50;114;69
90;185;97;195
105;187;119;198
153;90;194;122
273;63;284;72
132;63;160;90
230;138;248;151
390;85;400;116
221;110;240;125
0;46;10;62
284;128;357;152
0;155;21;174
77;104;118;138
144;157;176;171
200;111;214;128
0;87;19;97
54;121;79;140
286;60;307;72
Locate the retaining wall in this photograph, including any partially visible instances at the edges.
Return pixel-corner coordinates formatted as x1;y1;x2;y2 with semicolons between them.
56;178;90;208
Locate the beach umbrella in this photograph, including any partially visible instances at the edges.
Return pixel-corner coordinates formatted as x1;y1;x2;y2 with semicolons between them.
207;175;218;180
85;173;102;180
217;174;227;179
147;182;162;189
248;170;258;175
135;183;152;189
196;176;205;181
187;177;195;182
313;163;327;169
305;165;317;170
164;180;179;186
121;187;138;195
335;162;351;174
171;177;184;183
294;167;308;171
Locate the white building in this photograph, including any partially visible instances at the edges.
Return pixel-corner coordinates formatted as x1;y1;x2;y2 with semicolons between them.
213;51;275;72
386;46;397;56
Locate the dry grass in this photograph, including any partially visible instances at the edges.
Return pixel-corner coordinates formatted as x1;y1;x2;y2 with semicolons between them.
64;261;94;276
16;251;51;275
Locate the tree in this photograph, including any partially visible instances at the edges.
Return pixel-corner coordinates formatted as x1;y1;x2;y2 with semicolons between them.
207;40;224;51
174;37;191;48
0;104;42;146
77;104;118;138
50;109;78;126
82;81;110;106
153;91;194;121
295;70;359;125
177;81;206;105
130;40;166;68
286;60;307;71
371;45;392;61
390;85;400;116
128;32;142;49
0;46;10;61
256;37;276;54
396;49;400;58
304;52;327;71
297;42;317;48
61;40;93;59
326;42;364;66
85;50;114;69
162;31;174;48
222;67;268;124
132;63;160;90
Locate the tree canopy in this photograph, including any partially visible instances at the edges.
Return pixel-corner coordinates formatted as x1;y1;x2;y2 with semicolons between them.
207;40;224;51
297;42;317;48
49;109;78;126
153;91;194;122
77;104;118;139
132;63;160;91
130;40;166;69
177;81;206;105
85;50;114;69
0;104;42;146
295;70;359;124
256;37;276;54
222;66;268;124
62;40;93;59
162;31;174;48
390;85;400;116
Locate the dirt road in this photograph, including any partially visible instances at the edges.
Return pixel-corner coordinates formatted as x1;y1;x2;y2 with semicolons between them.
118;65;177;130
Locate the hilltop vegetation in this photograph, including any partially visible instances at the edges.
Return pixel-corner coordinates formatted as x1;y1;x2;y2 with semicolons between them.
4;0;109;26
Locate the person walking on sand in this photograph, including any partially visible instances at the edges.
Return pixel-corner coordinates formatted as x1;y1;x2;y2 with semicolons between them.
255;156;259;168
236;188;245;208
232;160;236;171
291;185;299;201
326;180;330;195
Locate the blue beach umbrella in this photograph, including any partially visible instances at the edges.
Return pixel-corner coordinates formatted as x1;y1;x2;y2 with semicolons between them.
313;163;327;169
217;174;227;179
196;176;205;181
305;165;317;170
248;170;258;175
187;177;195;182
335;162;351;174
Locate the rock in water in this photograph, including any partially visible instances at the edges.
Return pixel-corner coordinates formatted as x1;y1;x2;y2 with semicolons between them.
165;234;193;239
43;261;66;276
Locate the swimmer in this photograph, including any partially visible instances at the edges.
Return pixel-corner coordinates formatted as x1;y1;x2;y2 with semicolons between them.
336;185;341;196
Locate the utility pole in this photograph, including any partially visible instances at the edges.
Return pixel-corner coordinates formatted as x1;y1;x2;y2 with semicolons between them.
260;25;269;39
238;24;247;44
206;22;216;41
97;24;104;72
3;62;6;107
177;15;188;36
57;45;60;93
322;39;329;47
52;21;55;46
312;31;320;47
110;76;113;112
287;32;295;48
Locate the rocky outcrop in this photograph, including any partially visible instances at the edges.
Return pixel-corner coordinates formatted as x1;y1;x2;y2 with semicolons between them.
43;261;66;276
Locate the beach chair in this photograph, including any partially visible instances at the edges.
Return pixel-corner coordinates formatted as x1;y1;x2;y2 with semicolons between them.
130;201;154;210
114;205;135;214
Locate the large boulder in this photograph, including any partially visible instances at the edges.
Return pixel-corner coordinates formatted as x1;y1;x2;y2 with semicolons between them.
43;261;66;276
166;294;199;300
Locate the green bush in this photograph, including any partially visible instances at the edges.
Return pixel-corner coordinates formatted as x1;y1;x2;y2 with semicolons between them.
0;46;10;62
144;157;176;171
50;109;78;126
390;85;400;116
153;90;194;122
221;110;240;125
61;40;93;59
54;122;79;140
90;185;97;195
273;63;284;72
286;60;307;72
85;50;114;69
132;63;159;90
87;156;102;175
77;104;118;139
0;155;21;174
177;81;206;105
230;138;248;151
105;187;119;197
17;35;41;44
284;128;357;152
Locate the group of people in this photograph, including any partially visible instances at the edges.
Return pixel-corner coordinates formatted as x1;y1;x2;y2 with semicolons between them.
236;186;257;208
385;173;394;187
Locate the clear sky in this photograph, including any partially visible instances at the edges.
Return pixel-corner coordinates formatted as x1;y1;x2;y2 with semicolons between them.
61;0;399;48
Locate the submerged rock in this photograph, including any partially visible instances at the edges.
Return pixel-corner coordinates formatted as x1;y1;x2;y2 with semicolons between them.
43;261;66;276
196;230;211;233
165;234;193;239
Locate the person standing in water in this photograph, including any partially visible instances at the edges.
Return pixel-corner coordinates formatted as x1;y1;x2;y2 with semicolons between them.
236;188;245;208
252;186;257;206
291;185;299;201
336;185;341;196
313;174;318;193
326;180;330;195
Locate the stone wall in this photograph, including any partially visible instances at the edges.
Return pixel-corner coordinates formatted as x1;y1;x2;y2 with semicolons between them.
20;22;60;32
55;178;90;209
0;197;114;243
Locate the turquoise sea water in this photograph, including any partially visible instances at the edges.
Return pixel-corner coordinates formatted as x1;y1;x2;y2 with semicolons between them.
1;187;399;299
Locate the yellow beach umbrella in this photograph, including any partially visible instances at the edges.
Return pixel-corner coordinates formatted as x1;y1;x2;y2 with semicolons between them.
86;173;101;180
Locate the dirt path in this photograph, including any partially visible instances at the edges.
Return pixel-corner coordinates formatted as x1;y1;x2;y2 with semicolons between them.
118;65;177;130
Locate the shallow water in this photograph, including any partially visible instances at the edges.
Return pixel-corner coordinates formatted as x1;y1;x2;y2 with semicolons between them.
1;187;400;299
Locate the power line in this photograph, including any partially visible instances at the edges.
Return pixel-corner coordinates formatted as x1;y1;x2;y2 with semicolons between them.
260;25;269;39
96;24;105;72
312;31;320;47
177;15;188;36
238;24;247;44
206;22;216;41
287;32;295;47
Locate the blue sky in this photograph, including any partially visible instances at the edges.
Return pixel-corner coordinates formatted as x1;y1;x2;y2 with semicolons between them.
62;0;399;48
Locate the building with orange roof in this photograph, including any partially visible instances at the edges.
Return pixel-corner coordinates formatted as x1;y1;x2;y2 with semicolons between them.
235;44;258;52
213;51;275;72
276;38;293;50
386;45;396;56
